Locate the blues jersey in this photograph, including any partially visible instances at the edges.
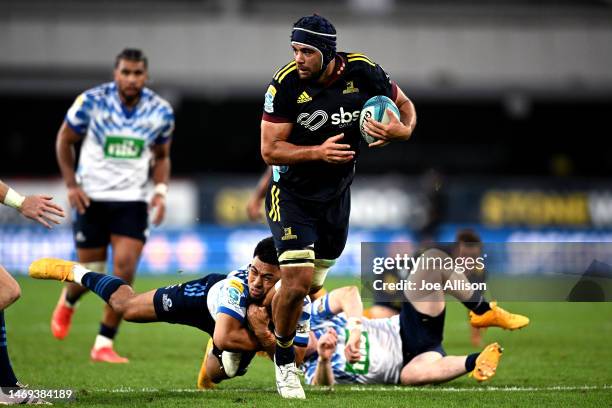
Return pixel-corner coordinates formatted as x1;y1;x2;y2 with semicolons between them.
262;52;396;202
302;293;403;384
65;82;174;201
206;268;311;347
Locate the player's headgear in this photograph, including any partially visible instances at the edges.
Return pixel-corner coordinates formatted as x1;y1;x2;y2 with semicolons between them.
291;14;337;72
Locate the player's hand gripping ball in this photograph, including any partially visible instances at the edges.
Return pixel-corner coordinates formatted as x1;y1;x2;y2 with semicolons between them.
359;95;400;145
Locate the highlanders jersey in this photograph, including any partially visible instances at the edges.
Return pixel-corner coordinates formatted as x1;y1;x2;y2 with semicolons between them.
302;294;403;385
65;82;174;201
206;268;311;346
262;52;397;202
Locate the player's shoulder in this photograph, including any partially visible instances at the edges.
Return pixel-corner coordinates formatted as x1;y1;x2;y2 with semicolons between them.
342;51;378;69
79;82;114;103
270;59;299;88
141;87;174;113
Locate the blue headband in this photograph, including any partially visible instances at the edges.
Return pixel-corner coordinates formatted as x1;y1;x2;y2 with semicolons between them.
291;27;337;70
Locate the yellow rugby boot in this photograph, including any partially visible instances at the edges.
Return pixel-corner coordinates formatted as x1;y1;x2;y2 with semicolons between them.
29;258;77;282
470;342;503;382
197;339;216;389
469;301;530;330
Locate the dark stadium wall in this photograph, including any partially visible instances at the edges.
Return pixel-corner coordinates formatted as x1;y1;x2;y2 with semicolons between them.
0;95;610;177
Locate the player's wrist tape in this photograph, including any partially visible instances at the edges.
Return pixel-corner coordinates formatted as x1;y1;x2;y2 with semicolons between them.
3;188;25;210
347;317;363;332
154;183;168;197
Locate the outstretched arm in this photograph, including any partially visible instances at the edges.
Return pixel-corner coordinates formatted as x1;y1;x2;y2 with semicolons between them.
0;180;65;228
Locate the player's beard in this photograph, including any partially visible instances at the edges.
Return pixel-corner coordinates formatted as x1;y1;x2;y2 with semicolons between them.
120;88;142;106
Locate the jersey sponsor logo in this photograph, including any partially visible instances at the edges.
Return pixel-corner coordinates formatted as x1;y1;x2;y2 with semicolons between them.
227;287;241;305
298;107;360;131
281;227;298;241
330;107;360;127
162;293;173;312
104;135;145;159
342;81;359;94
229;279;244;293
344;329;370;374
264;85;276;113
297;110;328;131
297;91;312;104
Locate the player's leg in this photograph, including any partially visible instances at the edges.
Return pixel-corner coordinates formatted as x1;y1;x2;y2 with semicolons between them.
400;351;466;385
90;201;147;362
88;234;143;362
53;200;110;340
312;187;350;294
0;266;20;389
266;186;314;399
408;248;529;330
400;343;503;385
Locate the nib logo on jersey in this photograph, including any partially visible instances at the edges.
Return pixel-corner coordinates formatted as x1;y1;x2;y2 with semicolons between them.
104;136;145;159
298;107;360;131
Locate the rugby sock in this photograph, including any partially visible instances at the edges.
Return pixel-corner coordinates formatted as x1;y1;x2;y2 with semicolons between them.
65;291;81;307
99;323;118;340
0;311;18;387
274;331;296;366
80;272;127;303
465;352;480;372
462;291;490;315
93;324;117;350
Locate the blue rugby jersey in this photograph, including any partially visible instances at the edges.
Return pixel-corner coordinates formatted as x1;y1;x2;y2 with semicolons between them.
65;82;174;201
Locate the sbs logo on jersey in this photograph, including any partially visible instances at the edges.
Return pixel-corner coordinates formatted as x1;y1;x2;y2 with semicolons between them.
297;107;360;131
331;107;360;128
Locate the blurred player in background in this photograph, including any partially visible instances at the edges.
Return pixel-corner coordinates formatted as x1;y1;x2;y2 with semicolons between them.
0;181;64;404
53;48;174;363
260;14;416;398
246;167;271;222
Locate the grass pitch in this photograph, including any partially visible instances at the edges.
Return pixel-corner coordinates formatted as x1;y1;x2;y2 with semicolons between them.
6;275;612;407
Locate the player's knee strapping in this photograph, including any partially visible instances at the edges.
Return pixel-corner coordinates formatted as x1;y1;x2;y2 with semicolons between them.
312;258;335;288
278;248;315;268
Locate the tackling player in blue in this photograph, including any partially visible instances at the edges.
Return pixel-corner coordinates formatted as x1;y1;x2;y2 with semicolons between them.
28;237;310;385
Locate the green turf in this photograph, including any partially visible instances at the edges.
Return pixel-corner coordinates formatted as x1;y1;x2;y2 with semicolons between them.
5;275;612;407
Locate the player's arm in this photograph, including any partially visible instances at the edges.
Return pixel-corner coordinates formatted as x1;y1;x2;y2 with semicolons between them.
261;121;355;165
246;167;272;221
56;120;90;214
312;328;337;386
0;180;65;228
149;142;171;226
325;286;364;363
213;313;262;352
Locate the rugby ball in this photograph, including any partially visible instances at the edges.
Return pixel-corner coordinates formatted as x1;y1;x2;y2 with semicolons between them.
359;95;400;144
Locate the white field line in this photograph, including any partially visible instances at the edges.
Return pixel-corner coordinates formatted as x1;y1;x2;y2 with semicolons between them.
92;385;611;393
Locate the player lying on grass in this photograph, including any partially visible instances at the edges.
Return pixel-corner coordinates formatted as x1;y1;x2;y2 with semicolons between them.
28;237;310;383
252;249;529;386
